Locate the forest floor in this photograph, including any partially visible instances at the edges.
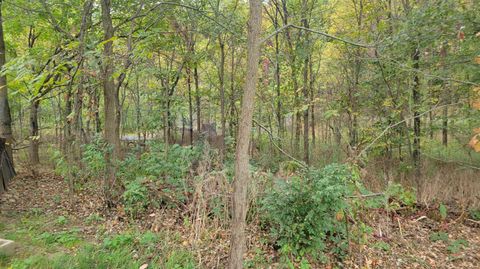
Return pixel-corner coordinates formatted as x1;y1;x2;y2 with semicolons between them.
0;169;479;268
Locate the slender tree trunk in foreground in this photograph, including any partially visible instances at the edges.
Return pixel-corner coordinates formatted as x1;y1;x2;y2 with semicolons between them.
0;1;13;163
101;0;120;206
229;0;262;268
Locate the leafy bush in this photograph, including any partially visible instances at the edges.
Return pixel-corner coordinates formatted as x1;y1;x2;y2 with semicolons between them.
81;135;108;177
122;179;149;217
261;163;357;257
119;142;202;209
385;183;416;209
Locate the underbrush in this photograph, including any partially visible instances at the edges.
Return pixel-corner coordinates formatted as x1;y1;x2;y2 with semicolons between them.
45;136;480;267
260;164;355;262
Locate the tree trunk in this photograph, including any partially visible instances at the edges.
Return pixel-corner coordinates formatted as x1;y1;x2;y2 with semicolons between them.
29;100;40;164
72;0;94;160
301;7;309;165
187;68;194;145
194;66;201;132
0;1;13;162
302;58;309;164
218;37;226;159
229;43;237;138
309;57;315;147
229;0;262;267
101;0;120;206
273;7;282;137
64;87;73;155
412;48;421;178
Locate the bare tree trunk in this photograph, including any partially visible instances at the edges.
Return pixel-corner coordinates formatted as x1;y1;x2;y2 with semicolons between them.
301;4;309;165
194;66;201;132
101;0;120;206
0;1;13;162
229;0;262;267
229;43;237;138
309;58;315;147
64;86;73;155
218;37;226;160
72;0;94;160
273;7;282;137
412;48;421;178
302;58;309;164
187;68;193;145
29;100;40;164
442;103;448;146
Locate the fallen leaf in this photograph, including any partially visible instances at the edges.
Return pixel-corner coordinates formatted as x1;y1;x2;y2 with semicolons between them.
139;264;148;269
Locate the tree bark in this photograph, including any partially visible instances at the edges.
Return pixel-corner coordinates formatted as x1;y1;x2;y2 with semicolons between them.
72;0;94;160
229;43;237;138
218;37;226;160
29;100;40;164
412;48;421;178
194;66;201;132
187;68;193;145
0;1;13;162
101;0;120;206
228;0;262;268
301;4;309;165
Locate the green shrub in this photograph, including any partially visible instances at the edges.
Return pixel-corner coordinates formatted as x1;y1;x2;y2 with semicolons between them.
385;183;416;209
118;142;202;207
81;136;108;177
122;179;149;217
261;163;356;258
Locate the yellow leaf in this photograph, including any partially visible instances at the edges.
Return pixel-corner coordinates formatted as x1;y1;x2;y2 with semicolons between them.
475;56;480;64
469;135;480;152
474;128;480;134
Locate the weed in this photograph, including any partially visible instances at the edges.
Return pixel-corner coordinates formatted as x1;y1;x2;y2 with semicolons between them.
56;216;68;226
447;239;469;253
123;179;149;217
469;209;480;221
36;229;82;248
429;232;449;243
439;203;448;221
373;241;391;251
85;213;104;224
261;164;356;258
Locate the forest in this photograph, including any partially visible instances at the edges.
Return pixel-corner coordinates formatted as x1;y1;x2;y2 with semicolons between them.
0;0;479;268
